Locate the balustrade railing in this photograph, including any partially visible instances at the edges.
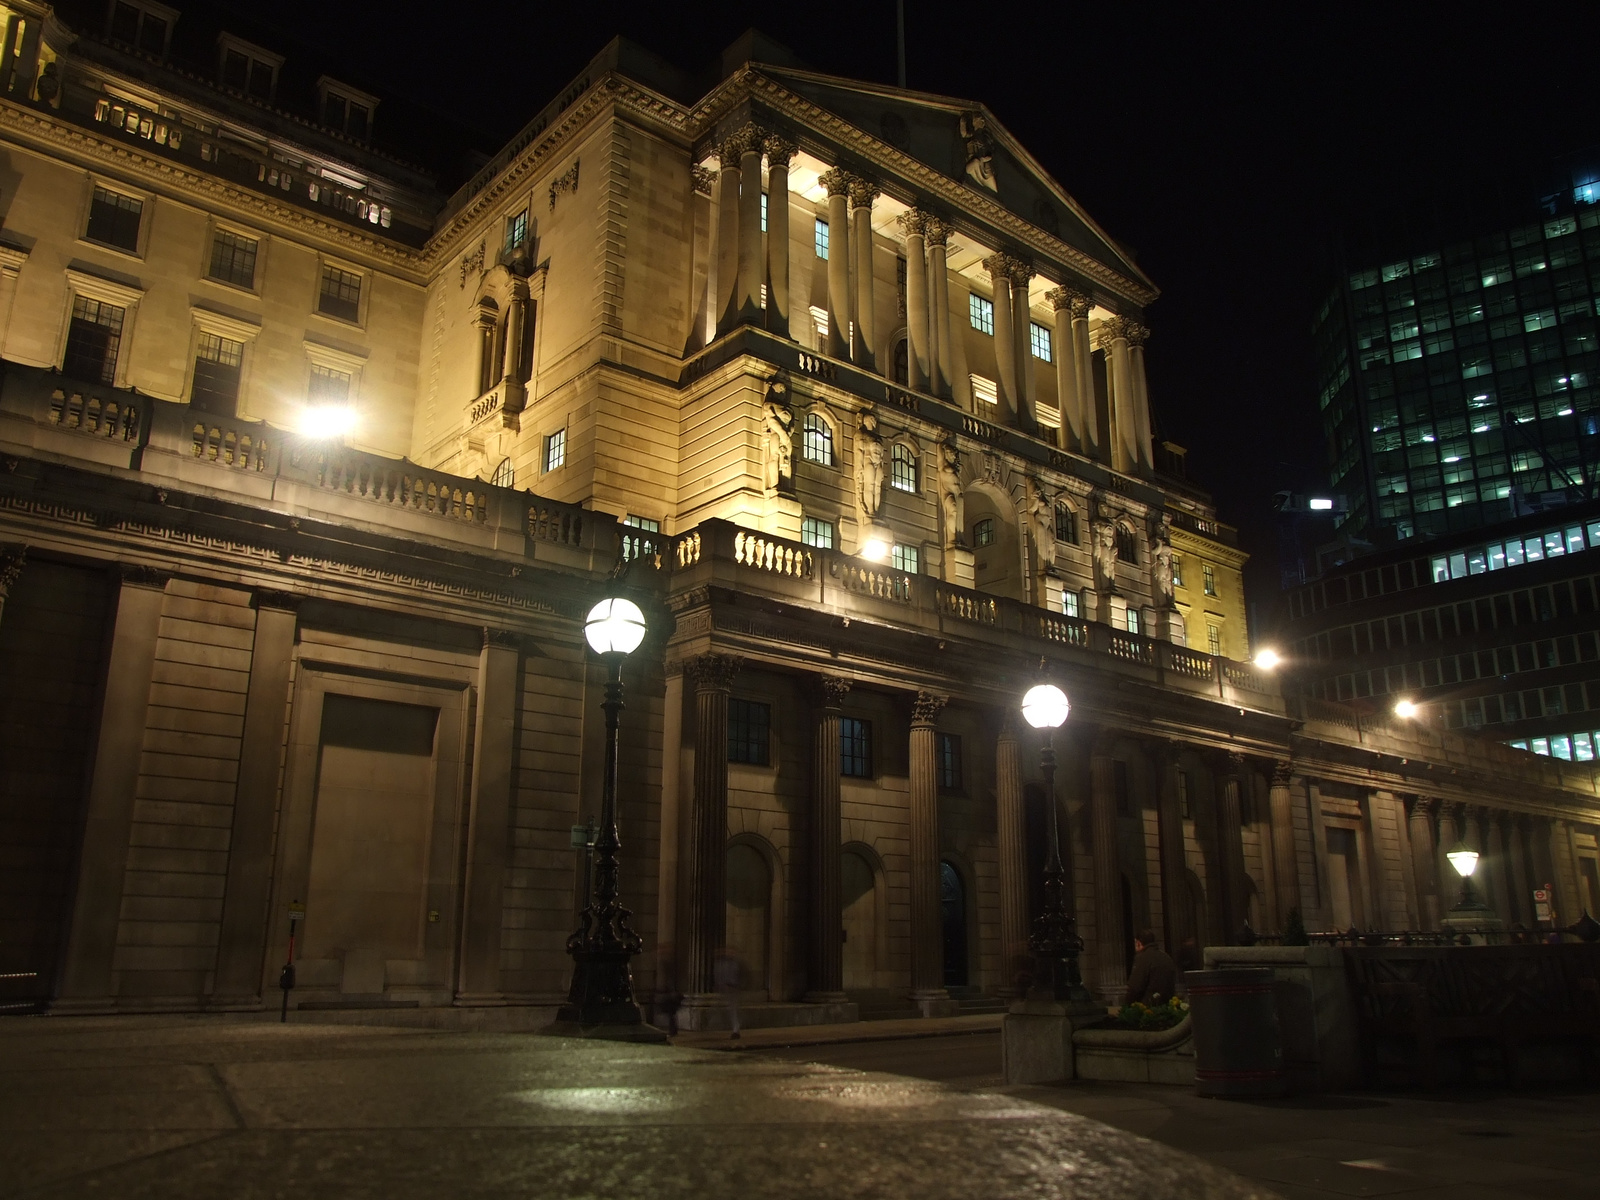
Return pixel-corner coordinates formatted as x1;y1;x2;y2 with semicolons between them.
833;560;914;603
1035;611;1088;647
530;500;584;546
191;421;270;471
47;387;140;441
1165;644;1213;680
1108;629;1154;665
938;588;996;626
733;530;813;577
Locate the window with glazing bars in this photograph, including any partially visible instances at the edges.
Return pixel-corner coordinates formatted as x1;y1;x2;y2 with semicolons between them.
890;443;917;492
86;187;142;251
1063;591;1080;618
208;229;258;288
308;364;350;406
317;264;362;322
505;209;527;254
544;427;566;472
1115;526;1138;563
191;332;243;415
1054;504;1076;543
969;294;994;334
727;698;771;766
1207;624;1221;655
63;295;124;384
801;413;834;464
936;732;962;791
800;516;834;549
1202;563;1218;595
840;717;872;778
814;217;829;259
1030;321;1052;361
892;544;920;573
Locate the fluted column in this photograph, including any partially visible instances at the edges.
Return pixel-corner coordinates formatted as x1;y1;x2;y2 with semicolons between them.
908;691;948;1005
736;128;765;327
1009;259;1036;432
1074;296;1098;459
1156;744;1189;952
764;134;794;338
1102;315;1136;473
1127;322;1153;472
818;167;852;360
1507;815;1534;926
1408;798;1440;930
849;176;880;370
926;218;953;398
1089;738;1125;999
899;209;931;392
983;253;1019;427
682;653;741;996
1047;287;1088;453
808;676;850;1001
1215;753;1247;939
995;721;1027;992
1269;761;1299;929
715;134;743;336
0;543;24;629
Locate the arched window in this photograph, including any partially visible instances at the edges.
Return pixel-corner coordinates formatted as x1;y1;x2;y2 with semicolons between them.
892;335;909;385
890;442;917;492
1054;503;1077;543
973;517;996;547
1115;525;1138;564
801;412;834;465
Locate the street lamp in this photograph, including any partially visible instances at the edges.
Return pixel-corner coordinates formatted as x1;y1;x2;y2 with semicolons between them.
1020;683;1089;1003
1393;698;1419;720
1440;834;1501;941
1446;839;1481;907
1252;648;1281;671
551;595;664;1039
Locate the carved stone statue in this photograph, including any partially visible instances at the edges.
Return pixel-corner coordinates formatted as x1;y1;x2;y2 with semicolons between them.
1092;519;1119;593
760;382;793;494
937;441;963;547
1150;513;1175;607
1027;479;1057;573
856;411;885;520
959;112;996;191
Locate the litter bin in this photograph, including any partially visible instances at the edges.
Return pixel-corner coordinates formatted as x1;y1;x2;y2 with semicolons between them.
1187;967;1287;1097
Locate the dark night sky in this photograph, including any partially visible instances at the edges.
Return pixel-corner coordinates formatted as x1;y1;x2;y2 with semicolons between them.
224;0;1600;612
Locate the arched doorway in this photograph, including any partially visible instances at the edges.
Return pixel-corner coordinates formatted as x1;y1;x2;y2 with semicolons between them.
964;485;1023;600
725;842;771;998
940;861;968;987
841;848;878;989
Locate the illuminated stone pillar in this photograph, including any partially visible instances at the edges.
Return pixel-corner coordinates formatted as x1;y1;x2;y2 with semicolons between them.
899;209;931;392
927;218;953;399
1215;753;1247;939
1127;322;1154;473
849;176;880;371
1408;797;1440;930
818;167;852;360
763;134;794;339
983;253;1019;427
736;127;765;327
808;675;850;1001
1074;297;1099;460
908;691;948;1010
715;133;743;336
1009;258;1036;432
1048;286;1089;453
1156;742;1188;952
1102;315;1136;474
1269;761;1300;930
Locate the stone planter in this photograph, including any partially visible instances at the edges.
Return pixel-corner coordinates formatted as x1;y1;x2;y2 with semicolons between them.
1073;1014;1195;1085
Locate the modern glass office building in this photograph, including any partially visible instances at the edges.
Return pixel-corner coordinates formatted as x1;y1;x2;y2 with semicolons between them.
1314;205;1600;544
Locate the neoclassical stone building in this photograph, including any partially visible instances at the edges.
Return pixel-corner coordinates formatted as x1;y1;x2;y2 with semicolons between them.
0;6;1596;1019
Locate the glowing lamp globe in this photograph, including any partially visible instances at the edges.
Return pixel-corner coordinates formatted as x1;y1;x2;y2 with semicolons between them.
860;536;890;563
1253;648;1281;671
1021;684;1070;730
1447;842;1479;879
1393;699;1418;720
300;404;357;439
584;597;647;656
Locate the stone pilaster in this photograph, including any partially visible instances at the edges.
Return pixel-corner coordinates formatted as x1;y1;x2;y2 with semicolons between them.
1215;753;1247;940
763;134;795;338
995;721;1027;992
848;176;880;371
926;218;953;399
899;209;931;392
908;690;948;1009
818;167;852;360
1480;807;1514;924
736;125;765;327
1268;761;1299;932
1407;797;1440;930
808;675;850;1001
681;653;741;995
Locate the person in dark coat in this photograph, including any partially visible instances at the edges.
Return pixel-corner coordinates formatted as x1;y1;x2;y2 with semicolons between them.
1123;929;1179;1006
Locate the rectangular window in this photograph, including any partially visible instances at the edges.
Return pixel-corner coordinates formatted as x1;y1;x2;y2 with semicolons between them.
800;516;835;549
1207;623;1221;655
969;294;994;334
307;363;350;406
970;374;998;406
1172;556;1184;588
892;544;920;574
317;263;362;322
63;295;125;385
86;186;143;252
760;192;768;234
191;331;244;416
1177;770;1191;819
622;515;660;532
1029;321;1052;361
840;717;872;778
814;217;829;259
1202;563;1218;596
207;229;259;289
1054;505;1077;543
936;732;962;791
1126;607;1141;635
505;208;527;254
890;444;917;492
543;427;566;472
1063;591;1080;618
727;698;771;766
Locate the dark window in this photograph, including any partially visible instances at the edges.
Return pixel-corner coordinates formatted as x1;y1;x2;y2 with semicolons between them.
324;93;347;130
347;104;369;141
62;295;124;384
191;332;242;416
973;517;995;547
86;187;142;252
727;698;771;766
1115;526;1138;564
247;59;273;100
840;717;872;778
936;732;962;791
1176;770;1191;819
109;2;140;42
137;13;165;54
317;264;362;322
207;229;258;289
892;335;908;384
1054;504;1077;543
222;49;249;91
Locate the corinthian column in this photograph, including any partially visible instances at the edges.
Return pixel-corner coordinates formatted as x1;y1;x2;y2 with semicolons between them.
926;218;953;398
849;176;880;371
983;253;1019;427
899;209;931;392
1074;295;1099;460
818;167;852;360
1009;258;1036;433
808;676;850;1002
1127;322;1153;472
1088;737;1125;1000
1215;753;1247;939
908;691;948;1010
1156;743;1188;953
764;134;795;338
715;134;744;337
682;654;741;997
736;127;765;327
1269;761;1300;929
995;721;1027;992
1047;287;1088;453
1101;315;1136;473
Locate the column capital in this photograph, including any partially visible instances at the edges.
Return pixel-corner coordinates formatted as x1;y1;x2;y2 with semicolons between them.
718;127;756;168
1047;285;1092;317
1271;759;1293;787
1410;795;1438;817
0;542;25;597
1099;313;1135;343
981;251;1029;282
483;627;522;650
897;207;931;238
817;166;852;197
815;674;852;708
1007;258;1036;289
691;165;716;196
763;133;797;167
922;217;950;248
686;652;741;691
1125;321;1150;348
847;175;880;209
911;690;948;727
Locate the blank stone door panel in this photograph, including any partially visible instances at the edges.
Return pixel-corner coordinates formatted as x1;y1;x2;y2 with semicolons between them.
267;673;469;1003
841;849;877;990
1326;826;1365;930
725;842;770;999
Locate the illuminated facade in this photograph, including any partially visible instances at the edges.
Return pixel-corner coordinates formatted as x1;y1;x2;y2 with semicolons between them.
1;5;1597;1021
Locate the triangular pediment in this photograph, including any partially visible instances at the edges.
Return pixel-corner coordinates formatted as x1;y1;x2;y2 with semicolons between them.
755;67;1150;292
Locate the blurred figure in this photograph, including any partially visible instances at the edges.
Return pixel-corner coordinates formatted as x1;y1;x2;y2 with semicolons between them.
1123;929;1179;1006
655;968;682;1037
714;946;742;1039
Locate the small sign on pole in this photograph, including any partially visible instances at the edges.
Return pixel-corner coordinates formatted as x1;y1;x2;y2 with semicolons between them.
1533;887;1552;924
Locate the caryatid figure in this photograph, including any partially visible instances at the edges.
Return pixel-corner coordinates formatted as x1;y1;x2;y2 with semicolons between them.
1028;479;1057;574
761;382;793;494
856;411;885;520
937;441;963;548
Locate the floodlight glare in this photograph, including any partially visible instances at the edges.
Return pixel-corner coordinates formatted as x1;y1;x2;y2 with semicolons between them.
1253;648;1281;670
1393;698;1419;720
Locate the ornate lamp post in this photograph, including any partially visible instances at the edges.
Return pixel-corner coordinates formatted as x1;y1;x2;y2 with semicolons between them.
550;596;667;1040
1441;835;1502;942
1020;683;1090;1002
